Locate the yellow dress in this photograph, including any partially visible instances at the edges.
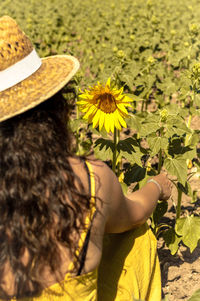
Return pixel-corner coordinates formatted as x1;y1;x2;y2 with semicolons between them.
4;161;161;301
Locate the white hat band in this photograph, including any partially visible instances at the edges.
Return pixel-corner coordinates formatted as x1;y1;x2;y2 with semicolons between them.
0;49;42;92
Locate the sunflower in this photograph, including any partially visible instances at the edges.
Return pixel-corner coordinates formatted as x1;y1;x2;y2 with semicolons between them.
77;78;133;133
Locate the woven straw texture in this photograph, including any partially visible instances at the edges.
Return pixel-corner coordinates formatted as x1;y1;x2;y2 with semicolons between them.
0;16;80;123
0;56;78;122
0;16;33;71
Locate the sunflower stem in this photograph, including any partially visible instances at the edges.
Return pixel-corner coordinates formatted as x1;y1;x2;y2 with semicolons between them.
117;130;121;176
112;128;119;174
158;149;162;174
141;99;145;112
185;114;192;147
75;106;80;155
176;188;182;220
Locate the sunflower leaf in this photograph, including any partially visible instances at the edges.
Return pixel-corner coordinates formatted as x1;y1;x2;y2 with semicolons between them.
139;114;161;137
164;156;187;185
163;228;182;255
120;151;143;166
117;138;145;166
153;200;168;225
94;138;114;151
147;134;169;156
175;216;200;253
126;114;143;132
93;138;114;161
124;164;146;185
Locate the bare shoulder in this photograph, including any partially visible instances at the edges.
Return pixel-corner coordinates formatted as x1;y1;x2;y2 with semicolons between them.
84;158;117;196
69;156;112;186
85;158;124;212
68;156;124;224
67;156;113;194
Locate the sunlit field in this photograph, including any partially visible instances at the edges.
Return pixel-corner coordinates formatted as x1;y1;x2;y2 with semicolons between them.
1;1;200;299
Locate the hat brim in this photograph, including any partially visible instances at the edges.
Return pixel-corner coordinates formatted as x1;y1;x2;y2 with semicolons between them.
0;55;80;122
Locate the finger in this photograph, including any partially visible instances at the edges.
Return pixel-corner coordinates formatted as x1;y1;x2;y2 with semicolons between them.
161;167;167;174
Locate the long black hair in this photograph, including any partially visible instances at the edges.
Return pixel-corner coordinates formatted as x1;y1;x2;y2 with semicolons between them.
0;91;91;299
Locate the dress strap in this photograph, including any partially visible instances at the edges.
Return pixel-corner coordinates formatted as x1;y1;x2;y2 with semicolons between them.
84;160;96;219
68;159;96;276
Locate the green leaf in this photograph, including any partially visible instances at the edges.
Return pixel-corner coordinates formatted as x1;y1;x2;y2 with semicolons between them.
166;116;191;137
168;137;196;159
181;147;197;160
120;150;143;167
117;137;139;153
147;135;168;156
129;94;143;102
94;138;114;152
175;216;200;252
126;114;143;132
163;228;182;255
88;125;108;138
94;138;114;161
186;132;199;147
139;121;160;137
120;74;133;91
188;289;200;301
164;156;187;185
177;182;189;195
124;164;146;185
187;183;198;203
153;201;168;225
157;78;177;96
118;138;145;167
80;139;92;152
70;118;87;132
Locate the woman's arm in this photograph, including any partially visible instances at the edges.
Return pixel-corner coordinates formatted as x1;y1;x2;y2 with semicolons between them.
92;161;172;233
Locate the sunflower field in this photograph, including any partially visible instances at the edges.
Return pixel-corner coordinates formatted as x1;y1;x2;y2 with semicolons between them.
1;0;200;262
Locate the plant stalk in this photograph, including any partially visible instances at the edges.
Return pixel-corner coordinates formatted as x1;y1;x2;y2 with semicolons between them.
112;128;119;173
185;114;192;146
176;188;182;219
158;149;162;173
141;99;145;112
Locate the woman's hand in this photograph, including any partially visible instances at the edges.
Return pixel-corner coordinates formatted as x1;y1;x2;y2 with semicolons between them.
150;173;172;201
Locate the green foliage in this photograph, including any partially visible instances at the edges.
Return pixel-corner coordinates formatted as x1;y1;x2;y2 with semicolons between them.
2;0;200;255
175;216;200;252
164;157;187;185
153;201;168;225
163;228;182;255
188;289;200;301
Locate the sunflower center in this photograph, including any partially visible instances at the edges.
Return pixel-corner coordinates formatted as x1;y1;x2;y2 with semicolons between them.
96;93;117;113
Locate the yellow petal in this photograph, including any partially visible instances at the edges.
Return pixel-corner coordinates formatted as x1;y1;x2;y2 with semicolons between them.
83;105;97;119
123;95;134;103
79;93;91;100
109;113;115;133
80;103;92;112
81;106;91;113
99;111;105;130
123;102;133;108
104;114;111;133
116;110;127;128
92;109;101;128
113;111;122;130
106;77;111;87
117;103;129;115
76;100;88;105
113;87;123;97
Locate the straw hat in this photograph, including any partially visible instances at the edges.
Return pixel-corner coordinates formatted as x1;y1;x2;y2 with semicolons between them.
0;16;80;123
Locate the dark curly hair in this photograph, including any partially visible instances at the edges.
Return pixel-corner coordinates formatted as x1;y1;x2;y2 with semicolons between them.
0;91;91;299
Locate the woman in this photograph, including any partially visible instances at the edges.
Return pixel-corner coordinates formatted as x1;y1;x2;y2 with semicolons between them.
0;16;171;300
